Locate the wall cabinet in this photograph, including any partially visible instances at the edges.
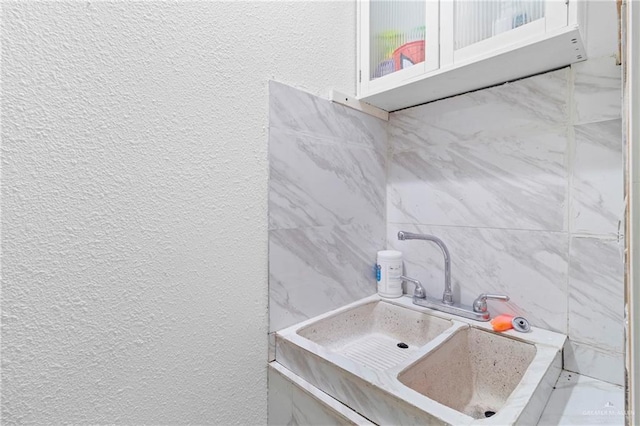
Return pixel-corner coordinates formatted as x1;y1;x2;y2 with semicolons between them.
358;0;587;111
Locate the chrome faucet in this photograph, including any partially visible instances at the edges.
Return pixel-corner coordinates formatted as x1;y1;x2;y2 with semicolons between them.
397;231;453;305
397;231;509;321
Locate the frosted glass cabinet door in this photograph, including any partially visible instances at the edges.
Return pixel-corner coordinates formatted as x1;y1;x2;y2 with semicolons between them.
360;0;439;95
448;0;568;64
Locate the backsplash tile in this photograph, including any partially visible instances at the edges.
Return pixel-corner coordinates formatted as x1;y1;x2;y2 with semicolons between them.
568;236;624;352
387;127;568;231
269;80;387;152
268;81;386;333
389;68;569;153
571;119;623;235
387;66;623;369
269;127;385;231
387;223;569;333
573;56;622;125
563;341;624;386
269;222;384;332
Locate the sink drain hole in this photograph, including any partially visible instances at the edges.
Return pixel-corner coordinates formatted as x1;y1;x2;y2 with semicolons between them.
484;411;496;418
397;342;409;349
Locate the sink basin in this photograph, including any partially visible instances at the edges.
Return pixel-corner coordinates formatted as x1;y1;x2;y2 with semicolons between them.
398;327;536;419
275;295;564;425
297;300;451;371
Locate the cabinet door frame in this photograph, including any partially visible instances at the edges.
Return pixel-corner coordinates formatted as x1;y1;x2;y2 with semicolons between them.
443;0;570;65
358;0;440;97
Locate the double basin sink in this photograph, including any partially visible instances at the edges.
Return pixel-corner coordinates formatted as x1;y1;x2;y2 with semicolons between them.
274;294;565;425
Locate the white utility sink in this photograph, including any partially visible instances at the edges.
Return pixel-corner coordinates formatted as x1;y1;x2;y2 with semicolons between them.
297;300;451;371
275;294;565;425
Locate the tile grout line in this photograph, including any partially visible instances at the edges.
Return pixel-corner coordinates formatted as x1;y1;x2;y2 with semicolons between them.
574;116;625;127
567;64;577;340
386;221;570;235
269;125;385;152
571;232;620;240
389;123;572;155
571;339;625;356
384;114;392;251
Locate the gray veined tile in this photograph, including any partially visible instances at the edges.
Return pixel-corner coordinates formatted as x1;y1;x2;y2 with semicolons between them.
389;68;569;153
292;386;348;425
269;222;384;332
573;56;622;125
269;127;385;231
387;128;568;231
269;80;387;152
568;236;624;352
563;341;624;387
387;224;569;333
538;370;625;425
268;365;294;426
269;363;375;425
571;119;623;235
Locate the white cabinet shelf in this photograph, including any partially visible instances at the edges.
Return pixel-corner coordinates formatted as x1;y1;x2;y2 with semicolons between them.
358;0;587;111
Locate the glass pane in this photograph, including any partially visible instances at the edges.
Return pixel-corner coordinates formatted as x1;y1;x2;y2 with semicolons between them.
369;0;426;80
454;0;545;50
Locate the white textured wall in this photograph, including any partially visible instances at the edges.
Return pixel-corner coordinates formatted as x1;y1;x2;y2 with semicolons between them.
1;2;355;424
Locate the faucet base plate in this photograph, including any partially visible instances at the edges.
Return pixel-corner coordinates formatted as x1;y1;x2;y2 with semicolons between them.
412;296;491;322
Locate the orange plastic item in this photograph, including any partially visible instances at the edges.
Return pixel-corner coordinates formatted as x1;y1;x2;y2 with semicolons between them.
392;41;425;71
491;314;515;332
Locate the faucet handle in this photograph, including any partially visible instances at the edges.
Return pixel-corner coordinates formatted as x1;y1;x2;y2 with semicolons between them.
472;293;509;313
400;275;426;299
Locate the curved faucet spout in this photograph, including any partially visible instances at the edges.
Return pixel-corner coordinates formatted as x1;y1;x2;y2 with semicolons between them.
397;231;453;305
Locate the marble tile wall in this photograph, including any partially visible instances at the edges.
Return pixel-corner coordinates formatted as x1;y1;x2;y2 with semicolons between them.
538;370;625;425
567;45;624;385
268;363;373;425
268;81;386;333
387;224;569;333
388;58;623;385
